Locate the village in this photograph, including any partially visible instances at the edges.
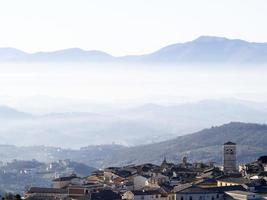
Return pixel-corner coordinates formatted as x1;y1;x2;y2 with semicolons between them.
22;142;267;200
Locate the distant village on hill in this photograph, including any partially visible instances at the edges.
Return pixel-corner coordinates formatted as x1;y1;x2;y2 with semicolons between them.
4;142;266;200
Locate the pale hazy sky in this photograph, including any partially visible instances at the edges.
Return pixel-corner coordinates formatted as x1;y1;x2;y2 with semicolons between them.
0;0;266;56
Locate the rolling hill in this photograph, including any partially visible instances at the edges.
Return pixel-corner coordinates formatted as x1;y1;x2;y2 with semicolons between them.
71;122;267;167
0;100;267;148
106;122;267;166
0;122;266;168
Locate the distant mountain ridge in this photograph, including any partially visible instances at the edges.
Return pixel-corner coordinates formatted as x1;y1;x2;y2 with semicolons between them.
0;106;31;119
0;48;113;62
140;36;267;63
0;100;267;148
1;36;267;63
0;122;266;168
27;48;113;62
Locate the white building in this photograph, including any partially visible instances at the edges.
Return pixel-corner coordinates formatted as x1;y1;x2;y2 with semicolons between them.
133;175;150;190
225;190;262;200
174;185;223;200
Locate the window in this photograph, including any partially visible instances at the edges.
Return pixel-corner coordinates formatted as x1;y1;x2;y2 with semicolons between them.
212;196;214;200
216;194;219;198
181;196;184;200
190;196;193;200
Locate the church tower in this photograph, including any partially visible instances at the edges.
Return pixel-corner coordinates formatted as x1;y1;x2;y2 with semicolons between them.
223;141;237;174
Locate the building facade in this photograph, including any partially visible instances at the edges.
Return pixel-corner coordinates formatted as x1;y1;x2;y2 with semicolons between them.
223;142;237;174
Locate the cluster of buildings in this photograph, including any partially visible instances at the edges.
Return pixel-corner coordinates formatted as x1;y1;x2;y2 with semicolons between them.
0;159;93;194
24;142;267;200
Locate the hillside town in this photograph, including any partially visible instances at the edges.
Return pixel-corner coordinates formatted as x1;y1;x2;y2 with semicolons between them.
0;159;95;195
15;142;267;200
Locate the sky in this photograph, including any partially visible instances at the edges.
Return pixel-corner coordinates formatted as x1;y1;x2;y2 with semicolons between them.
0;0;267;56
0;0;267;111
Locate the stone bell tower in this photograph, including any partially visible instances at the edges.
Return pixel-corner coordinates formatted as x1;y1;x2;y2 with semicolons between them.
223;141;237;174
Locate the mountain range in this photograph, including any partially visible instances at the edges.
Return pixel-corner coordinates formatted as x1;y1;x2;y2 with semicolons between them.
1;36;267;63
1;99;267;148
0;122;266;169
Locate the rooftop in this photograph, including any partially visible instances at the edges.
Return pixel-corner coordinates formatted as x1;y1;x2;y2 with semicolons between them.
224;141;236;145
218;177;250;184
226;190;259;196
174;185;218;194
133;188;167;196
53;174;78;182
175;184;247;194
